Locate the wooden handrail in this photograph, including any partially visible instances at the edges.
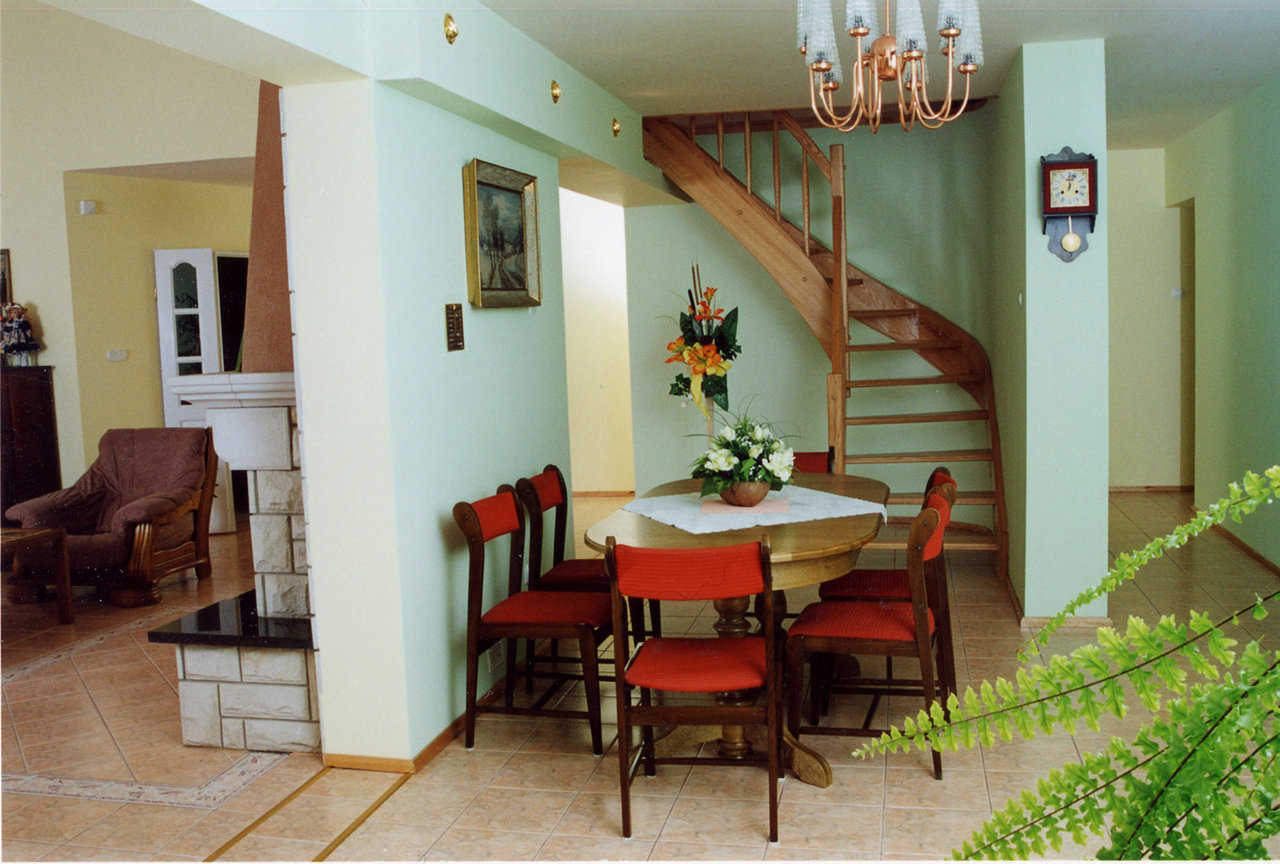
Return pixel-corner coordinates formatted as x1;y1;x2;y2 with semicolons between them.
773;111;831;179
772;119;781;223
743;113;752;195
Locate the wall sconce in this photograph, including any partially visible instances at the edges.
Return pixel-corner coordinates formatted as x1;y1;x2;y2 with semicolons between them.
443;13;458;44
611;118;621;137
550;81;562;104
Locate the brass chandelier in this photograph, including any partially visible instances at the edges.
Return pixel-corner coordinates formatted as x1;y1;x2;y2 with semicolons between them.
798;0;983;132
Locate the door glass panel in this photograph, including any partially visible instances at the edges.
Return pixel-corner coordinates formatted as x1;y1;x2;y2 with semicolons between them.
172;263;198;309
175;313;202;358
177;362;203;376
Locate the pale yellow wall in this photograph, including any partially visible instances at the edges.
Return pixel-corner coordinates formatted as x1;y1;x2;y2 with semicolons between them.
559;189;635;492
63;173;252;464
1108;148;1190;487
1;1;258;478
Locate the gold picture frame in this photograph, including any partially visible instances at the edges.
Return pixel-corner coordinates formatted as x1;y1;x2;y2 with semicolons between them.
462;158;541;308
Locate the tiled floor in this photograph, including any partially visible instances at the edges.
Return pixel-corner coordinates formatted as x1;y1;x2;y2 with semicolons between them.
3;491;1278;860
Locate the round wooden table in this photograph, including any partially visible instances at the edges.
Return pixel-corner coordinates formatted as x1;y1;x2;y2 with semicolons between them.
584;472;890;786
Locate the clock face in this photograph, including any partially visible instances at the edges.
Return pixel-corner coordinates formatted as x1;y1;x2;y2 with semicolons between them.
1049;168;1090;208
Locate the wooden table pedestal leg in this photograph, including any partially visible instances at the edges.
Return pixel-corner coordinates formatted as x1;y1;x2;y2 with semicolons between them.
52;528;72;625
713;595;754;759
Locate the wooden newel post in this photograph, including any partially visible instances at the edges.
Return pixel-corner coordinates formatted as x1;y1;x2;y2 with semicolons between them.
828;143;848;472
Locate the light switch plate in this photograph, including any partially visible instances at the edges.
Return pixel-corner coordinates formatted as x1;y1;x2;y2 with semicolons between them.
106;349;128;362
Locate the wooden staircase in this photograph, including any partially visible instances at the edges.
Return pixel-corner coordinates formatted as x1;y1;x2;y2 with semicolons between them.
642;112;1011;598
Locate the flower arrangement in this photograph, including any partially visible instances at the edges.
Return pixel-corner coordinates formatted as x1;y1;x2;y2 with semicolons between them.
666;264;740;419
691;416;795;500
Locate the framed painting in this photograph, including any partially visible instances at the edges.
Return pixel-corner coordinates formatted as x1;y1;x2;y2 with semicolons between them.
462;158;541;308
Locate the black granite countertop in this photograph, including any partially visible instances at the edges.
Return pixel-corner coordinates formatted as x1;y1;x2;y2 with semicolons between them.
148;590;313;650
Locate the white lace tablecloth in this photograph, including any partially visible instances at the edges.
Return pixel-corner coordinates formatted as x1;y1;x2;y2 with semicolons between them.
622;485;888;535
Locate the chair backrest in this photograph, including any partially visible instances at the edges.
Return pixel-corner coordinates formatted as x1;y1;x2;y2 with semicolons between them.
84;427;213;532
606;539;769;602
515;464;570;581
903;483;954;614
922;465;956;506
452;485;525;622
793;448;834;474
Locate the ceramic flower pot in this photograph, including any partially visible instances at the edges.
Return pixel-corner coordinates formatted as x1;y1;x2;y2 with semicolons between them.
719;481;770;507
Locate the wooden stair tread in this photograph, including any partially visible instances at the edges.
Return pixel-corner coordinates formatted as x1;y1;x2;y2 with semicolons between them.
887;491;996;506
845;410;988;426
847;339;960;352
844;449;992;464
864;524;1000;552
850;308;918;319
846;374;982;389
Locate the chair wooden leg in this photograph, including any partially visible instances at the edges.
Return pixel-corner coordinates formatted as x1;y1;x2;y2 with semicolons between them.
465;638;480;749
504;638;517;708
808;653;830;726
785;639;804;740
639;687;656;777
580;630;604;756
616;681;632;838
767;668;780;843
919;644;941;781
525;638;537;693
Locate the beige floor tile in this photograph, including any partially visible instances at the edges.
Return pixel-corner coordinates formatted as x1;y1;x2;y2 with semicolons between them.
218;833;327;862
36;844;159;861
779;765;883;807
658;797;777;847
1;839;58;861
330;820;445;860
447;717;538;752
455;786;575;833
12;711;110;748
160;808;261;858
2;674;86;704
765;845;866;859
253;792;369;841
774;801;881;851
555;791;674;841
788;733;882;768
412;749;513;788
491;752;601;791
5;692;98;724
305;766;400;798
425;827;549;860
979;736;1080;773
583;757;691;798
538;834;654;860
20;734;125;776
3;742;27;773
218;771;321;814
0;796;124;844
49;752;137;783
69;803;207;853
983;770;1050;811
679;764;774;801
71;646;150;672
649;840;766;860
881;806;993;857
884;767;988;811
367;778;479;827
519;719;618;755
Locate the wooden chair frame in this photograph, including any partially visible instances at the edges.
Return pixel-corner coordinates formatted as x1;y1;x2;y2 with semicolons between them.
786;495;949;779
606;537;781;842
453;485;610;754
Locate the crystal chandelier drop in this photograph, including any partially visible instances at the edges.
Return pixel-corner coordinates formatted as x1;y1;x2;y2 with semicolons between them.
798;0;983;132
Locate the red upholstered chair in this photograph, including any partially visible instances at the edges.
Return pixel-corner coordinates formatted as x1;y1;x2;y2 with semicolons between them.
606;538;781;841
817;467;959;696
4;427;217;607
453;486;612;754
792;448;834;474
785;488;953;779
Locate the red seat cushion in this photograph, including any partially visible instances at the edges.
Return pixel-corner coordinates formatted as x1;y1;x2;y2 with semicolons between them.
625;637;767;692
481;591;611;627
789;601;934;642
818;568;909;601
539;557;607;589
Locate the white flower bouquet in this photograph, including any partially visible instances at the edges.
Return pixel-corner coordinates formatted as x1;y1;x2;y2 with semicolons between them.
691;416;795;500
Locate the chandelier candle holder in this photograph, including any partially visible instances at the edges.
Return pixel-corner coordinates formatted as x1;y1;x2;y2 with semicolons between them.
798;0;982;132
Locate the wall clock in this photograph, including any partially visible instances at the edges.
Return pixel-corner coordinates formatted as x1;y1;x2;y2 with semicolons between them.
1041;146;1097;263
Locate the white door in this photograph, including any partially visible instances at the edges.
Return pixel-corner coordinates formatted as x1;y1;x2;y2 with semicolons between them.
154;248;236;533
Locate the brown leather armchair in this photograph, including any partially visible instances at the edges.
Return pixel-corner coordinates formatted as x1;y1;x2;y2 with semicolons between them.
5;427;218;607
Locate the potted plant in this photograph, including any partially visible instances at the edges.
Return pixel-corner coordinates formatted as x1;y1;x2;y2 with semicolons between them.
691;416;795;507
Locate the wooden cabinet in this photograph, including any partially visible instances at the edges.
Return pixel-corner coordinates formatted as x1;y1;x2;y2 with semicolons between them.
2;366;61;522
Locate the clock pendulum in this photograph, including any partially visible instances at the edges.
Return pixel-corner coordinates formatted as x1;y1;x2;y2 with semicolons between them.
1061;216;1083;254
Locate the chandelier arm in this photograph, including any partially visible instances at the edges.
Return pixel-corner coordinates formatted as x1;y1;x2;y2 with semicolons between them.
897;59;918;131
818;72;862;131
915;40;956;122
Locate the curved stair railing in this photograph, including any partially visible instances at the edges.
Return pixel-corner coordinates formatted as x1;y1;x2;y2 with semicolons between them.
642;111;1014;609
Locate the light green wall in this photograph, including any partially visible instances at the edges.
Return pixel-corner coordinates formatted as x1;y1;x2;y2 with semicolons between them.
988;53;1029;607
1107;149;1189;488
989;42;1111;618
1020;40;1110;618
372;83;572;746
624;205;830;493
1165;72;1280;564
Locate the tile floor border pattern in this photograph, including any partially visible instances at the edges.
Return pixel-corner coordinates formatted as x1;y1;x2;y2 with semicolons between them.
2;603;208;684
2;751;287;809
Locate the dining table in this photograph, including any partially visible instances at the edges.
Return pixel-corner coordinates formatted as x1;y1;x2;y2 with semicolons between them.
583;471;891;787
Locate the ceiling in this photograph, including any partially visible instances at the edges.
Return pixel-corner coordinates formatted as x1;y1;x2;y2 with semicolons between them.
78;158;255;187
487;0;1280;149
